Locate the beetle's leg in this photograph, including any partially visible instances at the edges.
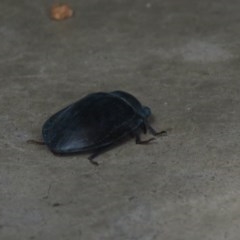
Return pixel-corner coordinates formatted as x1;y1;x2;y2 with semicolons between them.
135;133;155;144
141;123;147;134
88;157;99;166
88;153;99;165
147;124;167;137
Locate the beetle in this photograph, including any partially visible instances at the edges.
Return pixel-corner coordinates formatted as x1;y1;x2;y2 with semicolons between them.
33;91;166;165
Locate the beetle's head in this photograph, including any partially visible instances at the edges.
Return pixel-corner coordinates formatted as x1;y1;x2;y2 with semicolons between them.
142;106;151;118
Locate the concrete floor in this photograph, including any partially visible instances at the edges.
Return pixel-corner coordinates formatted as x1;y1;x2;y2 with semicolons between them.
1;0;240;239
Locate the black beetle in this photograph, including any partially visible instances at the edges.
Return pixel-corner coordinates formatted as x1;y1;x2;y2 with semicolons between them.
39;91;166;165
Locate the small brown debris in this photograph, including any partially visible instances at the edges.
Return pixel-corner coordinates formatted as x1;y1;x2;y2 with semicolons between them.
50;4;73;21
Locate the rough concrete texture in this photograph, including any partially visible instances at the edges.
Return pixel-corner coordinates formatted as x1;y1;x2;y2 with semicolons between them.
1;0;240;239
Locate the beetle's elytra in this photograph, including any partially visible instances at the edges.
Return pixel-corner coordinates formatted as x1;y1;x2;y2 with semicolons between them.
42;91;166;165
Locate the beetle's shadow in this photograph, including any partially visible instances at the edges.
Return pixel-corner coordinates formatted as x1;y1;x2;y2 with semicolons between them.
51;151;98;165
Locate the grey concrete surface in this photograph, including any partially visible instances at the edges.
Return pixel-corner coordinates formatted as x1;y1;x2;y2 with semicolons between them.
1;0;240;239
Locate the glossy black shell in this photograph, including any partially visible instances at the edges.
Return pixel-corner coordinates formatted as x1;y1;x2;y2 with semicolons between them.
42;91;154;157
